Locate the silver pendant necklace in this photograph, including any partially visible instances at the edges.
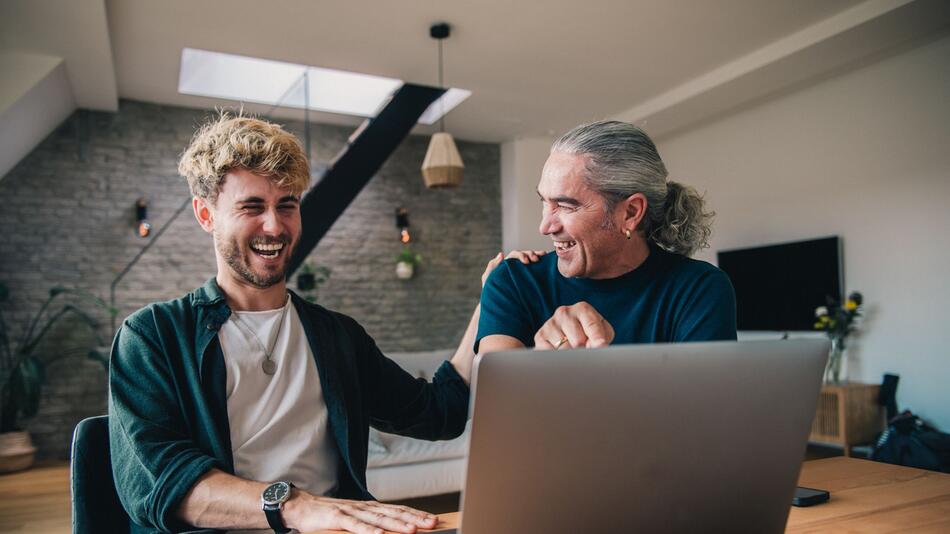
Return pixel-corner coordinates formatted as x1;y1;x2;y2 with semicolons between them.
230;295;290;375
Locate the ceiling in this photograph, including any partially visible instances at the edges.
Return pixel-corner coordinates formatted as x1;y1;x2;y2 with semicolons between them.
2;0;949;143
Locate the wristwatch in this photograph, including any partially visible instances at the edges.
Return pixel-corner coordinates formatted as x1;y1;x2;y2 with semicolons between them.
261;481;295;534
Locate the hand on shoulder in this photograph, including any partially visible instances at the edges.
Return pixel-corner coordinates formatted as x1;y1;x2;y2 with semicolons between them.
481;250;547;287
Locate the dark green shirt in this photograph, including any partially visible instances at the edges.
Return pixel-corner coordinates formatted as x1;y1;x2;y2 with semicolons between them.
109;279;469;533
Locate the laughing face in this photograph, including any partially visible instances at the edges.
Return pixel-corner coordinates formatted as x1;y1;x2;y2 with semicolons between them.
199;168;301;289
537;151;630;279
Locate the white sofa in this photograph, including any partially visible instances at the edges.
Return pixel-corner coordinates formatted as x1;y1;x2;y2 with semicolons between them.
366;349;471;501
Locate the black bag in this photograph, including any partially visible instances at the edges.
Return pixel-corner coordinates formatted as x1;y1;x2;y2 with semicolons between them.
870;377;950;474
871;411;950;473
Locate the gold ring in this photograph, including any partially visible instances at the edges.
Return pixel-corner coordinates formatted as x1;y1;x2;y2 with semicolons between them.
554;336;568;350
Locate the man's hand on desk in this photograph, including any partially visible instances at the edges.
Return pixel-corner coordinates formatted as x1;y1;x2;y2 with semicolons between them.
284;493;437;534
534;301;614;350
178;469;436;533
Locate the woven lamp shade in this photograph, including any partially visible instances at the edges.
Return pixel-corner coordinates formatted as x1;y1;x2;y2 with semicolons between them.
421;132;464;189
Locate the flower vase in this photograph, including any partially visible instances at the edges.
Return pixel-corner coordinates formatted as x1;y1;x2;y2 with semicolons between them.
824;337;845;384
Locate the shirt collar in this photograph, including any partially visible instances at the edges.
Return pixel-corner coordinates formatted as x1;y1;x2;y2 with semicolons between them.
193;277;228;308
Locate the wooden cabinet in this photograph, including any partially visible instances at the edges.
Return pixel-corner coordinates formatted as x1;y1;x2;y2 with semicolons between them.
809;382;885;456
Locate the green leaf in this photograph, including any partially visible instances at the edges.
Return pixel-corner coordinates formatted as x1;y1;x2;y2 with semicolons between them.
395;246;422;265
49;287;67;298
22;304;101;355
54;287;112;313
10;355;45;419
87;349;110;371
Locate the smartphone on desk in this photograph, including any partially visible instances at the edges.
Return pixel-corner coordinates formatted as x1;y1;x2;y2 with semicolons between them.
792;486;830;507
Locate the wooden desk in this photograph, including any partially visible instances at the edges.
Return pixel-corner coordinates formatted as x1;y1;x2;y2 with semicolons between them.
309;458;950;533
787;457;950;532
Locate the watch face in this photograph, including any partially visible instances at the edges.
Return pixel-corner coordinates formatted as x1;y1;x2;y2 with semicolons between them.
262;482;291;505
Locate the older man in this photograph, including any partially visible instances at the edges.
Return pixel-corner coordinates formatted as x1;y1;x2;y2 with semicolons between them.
477;121;737;354
109;114;473;534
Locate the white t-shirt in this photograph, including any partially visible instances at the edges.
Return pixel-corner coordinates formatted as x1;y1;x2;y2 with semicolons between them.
218;295;339;500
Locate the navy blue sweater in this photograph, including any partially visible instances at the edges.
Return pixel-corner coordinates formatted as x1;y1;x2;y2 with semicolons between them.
477;246;737;350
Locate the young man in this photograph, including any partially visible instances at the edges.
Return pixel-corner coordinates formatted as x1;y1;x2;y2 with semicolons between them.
110;115;472;534
477;121;737;354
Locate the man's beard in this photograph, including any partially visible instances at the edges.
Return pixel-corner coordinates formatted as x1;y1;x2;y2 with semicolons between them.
216;233;291;289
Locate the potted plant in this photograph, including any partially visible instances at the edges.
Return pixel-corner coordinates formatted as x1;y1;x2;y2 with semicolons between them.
814;291;864;384
0;282;114;472
395;246;422;280
295;263;331;303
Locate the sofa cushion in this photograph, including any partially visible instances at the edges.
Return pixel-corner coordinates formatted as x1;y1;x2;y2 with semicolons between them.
368;431;388;454
368;424;470;468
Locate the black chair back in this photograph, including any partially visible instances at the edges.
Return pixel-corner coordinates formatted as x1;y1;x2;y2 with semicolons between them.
879;373;900;421
71;415;131;534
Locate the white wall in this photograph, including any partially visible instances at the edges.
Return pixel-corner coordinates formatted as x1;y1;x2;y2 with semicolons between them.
657;33;950;429
0;52;75;181
500;136;555;252
0;0;118;111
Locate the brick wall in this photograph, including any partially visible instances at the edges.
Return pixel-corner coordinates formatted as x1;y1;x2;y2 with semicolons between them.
0;100;500;459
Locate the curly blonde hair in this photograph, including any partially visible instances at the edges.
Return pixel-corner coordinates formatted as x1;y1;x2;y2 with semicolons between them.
178;112;310;202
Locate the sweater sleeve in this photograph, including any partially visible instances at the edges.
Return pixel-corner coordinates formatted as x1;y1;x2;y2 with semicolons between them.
109;318;219;533
476;260;536;351
672;268;738;342
353;321;470;441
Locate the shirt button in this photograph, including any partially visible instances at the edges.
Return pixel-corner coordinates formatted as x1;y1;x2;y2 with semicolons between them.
207;323;219;331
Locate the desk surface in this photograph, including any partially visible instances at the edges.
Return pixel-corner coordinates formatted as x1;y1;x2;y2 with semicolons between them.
786;457;950;532
308;457;950;533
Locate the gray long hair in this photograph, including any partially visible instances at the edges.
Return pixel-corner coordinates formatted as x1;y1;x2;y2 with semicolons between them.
551;120;714;256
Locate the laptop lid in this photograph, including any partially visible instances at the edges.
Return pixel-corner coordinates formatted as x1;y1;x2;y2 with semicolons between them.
458;339;828;533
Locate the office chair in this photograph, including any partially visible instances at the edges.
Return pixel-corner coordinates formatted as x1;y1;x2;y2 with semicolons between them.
70;415;131;534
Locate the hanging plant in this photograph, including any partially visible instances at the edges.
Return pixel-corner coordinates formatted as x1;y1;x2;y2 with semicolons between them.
295;263;331;303
395;246;422;280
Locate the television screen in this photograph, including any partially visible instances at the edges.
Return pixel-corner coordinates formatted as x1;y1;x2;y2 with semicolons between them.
717;237;842;331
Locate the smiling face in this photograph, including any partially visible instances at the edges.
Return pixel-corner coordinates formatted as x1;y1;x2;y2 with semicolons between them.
538;151;633;279
195;168;301;290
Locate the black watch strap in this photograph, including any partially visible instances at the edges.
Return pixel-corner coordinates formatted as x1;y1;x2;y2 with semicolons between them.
263;505;291;534
262;481;295;534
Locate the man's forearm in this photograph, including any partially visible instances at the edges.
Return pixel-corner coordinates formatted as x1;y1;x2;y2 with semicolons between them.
450;303;481;385
447;301;531;383
177;468;271;530
476;334;526;355
177;468;438;533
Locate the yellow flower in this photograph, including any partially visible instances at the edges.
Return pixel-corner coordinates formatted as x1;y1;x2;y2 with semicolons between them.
845;300;858;311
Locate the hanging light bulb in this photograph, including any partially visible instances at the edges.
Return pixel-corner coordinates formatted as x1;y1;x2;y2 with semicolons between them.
396;207;411;243
135;198;151;238
422;22;464;189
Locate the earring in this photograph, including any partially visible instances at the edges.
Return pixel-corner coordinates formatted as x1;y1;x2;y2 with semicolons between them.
625;229;632;240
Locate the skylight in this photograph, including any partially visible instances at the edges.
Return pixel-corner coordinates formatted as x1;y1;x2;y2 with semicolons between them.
178;48;469;124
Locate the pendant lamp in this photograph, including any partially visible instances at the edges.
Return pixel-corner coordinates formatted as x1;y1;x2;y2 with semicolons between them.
422;22;463;189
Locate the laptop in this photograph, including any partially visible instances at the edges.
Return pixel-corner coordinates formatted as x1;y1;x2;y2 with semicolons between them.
447;339;828;533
